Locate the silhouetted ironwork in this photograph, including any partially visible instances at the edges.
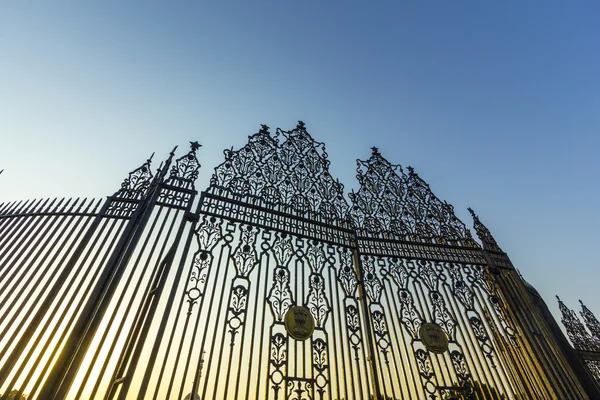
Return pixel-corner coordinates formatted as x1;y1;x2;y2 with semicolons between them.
0;122;592;399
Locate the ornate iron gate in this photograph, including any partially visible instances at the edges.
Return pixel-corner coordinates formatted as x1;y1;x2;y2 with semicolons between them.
0;122;591;399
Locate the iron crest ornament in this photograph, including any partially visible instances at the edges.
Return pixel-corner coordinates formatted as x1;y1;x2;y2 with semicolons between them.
284;306;315;341
420;322;449;354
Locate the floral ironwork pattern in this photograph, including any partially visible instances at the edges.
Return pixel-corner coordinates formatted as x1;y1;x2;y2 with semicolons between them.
580;300;600;341
227;284;248;346
287;379;313;400
306;274;329;327
268;266;294;322
415;349;437;398
349;147;474;245
209;122;350;225
337;248;358;298
371;310;391;363
467;208;502;253
166;141;202;187
115;154;154;199
557;296;600;352
362;256;383;304
312;338;328;399
232;226;259;277
270;332;288;398
273;233;294;266
345;304;363;361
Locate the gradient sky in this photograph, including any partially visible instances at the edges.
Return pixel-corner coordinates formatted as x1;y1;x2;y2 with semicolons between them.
1;1;599;330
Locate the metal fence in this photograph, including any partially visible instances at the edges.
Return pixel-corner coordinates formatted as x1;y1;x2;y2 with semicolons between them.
0;123;592;399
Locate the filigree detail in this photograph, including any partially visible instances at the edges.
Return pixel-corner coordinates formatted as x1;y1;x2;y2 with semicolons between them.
196;215;222;250
270;332;287;398
584;360;600;385
415;348;435;384
306;242;326;274
268;266;294;321
418;260;439;292
209;122;350;225
362;256;383;303
312;338;328;398
558;296;600;352
468;208;504;254
580;300;600;340
388;257;409;289
345;304;363;360
450;350;470;381
166;142;201;187
448;264;474;310
227;285;248;345
115;154;154;199
349;148;474;245
306;274;329;327
430;291;456;341
398;289;423;338
186;251;211;308
371;310;391;363
232;226;258;277
287;379;313;400
273;233;293;266
337;248;358;297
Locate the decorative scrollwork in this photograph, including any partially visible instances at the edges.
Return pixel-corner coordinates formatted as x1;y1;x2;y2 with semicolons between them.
227;285;248;345
337;248;358;298
196;215;222;250
415;348;436;396
312;338;328;398
349;147;474;245
268;266;294;321
232;226;258;277
430;291;457;341
371;310;391;363
115;154;154;199
209;122;350;225
450;350;470;381
468;208;502;253
345;304;363;360
306;274;329;327
398;289;423;338
306;241;326;274
580;300;600;341
448;264;474;310
558;296;600;352
273;232;294;266
388;257;409;289
270;332;288;398
362;256;383;303
166;141;202;188
187;251;211;306
287;379;313;400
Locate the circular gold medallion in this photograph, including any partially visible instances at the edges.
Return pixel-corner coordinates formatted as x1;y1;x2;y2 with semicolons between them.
284;306;315;341
419;322;449;354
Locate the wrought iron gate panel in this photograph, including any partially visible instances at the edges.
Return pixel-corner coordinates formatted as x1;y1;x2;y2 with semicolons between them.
0;122;594;399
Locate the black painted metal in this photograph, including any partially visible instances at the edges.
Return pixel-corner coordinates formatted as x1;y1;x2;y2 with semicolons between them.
0;123;591;399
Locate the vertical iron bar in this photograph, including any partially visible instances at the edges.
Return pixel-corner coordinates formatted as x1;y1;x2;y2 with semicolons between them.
351;236;383;400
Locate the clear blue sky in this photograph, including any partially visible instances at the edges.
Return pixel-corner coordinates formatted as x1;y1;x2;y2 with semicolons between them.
1;1;599;327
